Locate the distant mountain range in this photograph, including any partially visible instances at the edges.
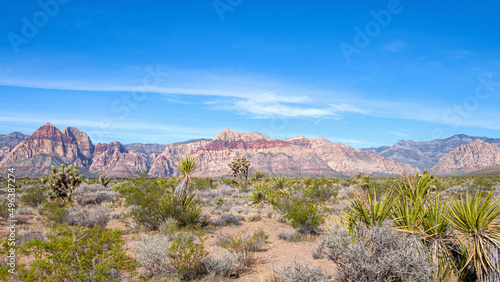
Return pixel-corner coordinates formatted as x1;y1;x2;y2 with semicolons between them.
362;134;500;171
0;123;499;177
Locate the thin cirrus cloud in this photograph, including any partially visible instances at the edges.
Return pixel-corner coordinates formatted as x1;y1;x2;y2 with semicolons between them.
383;40;407;52
1;70;499;131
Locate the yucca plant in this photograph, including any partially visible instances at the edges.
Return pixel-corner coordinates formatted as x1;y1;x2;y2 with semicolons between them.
395;172;436;202
448;191;500;281
271;176;288;190
345;191;398;230
393;197;428;233
421;194;459;281
175;155;198;197
248;181;280;206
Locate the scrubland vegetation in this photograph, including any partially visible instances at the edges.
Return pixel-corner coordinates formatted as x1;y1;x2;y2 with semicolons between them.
1;161;500;281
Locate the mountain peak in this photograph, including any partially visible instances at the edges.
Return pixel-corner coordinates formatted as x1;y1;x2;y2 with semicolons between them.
214;129;269;142
28;123;67;142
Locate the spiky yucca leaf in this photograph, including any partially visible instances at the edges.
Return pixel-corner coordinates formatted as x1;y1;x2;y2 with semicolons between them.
448;191;500;281
345;191;398;229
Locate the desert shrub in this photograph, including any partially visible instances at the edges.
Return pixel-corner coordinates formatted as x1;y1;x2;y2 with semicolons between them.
40;200;67;227
275;190;324;234
277;230;302;242
62;204;111;228
136;234;172;276
216;228;268;265
272;259;329;282
215;198;224;205
316;223;432;281
212;213;242;227
0;223;138;281
17;206;34;215
168;228;208;280
304;178;339;201
20;185;47;208
95;190;119;204
75;183;103;194
204;248;241;278
159;217;179;240
115;182;203;230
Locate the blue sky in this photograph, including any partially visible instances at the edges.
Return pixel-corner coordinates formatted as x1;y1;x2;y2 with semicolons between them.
0;0;499;148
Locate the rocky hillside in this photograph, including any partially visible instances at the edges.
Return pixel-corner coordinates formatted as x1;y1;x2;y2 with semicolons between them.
431;140;500;174
363;134;500;170
0;132;28;148
124;143;167;154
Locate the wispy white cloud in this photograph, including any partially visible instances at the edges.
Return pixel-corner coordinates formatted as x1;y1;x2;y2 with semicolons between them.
383;40;406;52
387;131;413;139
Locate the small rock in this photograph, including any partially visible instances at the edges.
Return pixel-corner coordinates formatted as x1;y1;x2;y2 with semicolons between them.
228;271;239;279
34;215;42;221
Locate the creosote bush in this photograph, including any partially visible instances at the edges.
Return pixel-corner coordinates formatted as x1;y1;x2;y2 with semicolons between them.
275;189;325;234
114;179;203;230
20;185;48;208
0;223;138;281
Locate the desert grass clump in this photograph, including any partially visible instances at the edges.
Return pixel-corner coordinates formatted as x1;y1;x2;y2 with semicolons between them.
316;222;432;281
271;259;329;282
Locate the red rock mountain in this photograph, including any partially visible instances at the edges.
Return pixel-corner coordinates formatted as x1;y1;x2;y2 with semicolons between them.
0;125;419;177
149;129;415;177
431;140;500;174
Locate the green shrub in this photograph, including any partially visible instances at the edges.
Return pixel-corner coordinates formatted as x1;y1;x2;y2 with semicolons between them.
0;223;138;281
215;198;225;206
21;185;48;208
40;200;68;227
275;191;325;234
115;181;203;230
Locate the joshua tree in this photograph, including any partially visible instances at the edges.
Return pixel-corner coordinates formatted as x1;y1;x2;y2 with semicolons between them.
229;156;250;190
354;173;363;189
99;173;110;188
40;164;84;204
174;155;198;197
